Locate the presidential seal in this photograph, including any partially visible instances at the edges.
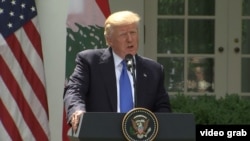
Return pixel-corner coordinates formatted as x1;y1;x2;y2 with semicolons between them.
122;108;159;141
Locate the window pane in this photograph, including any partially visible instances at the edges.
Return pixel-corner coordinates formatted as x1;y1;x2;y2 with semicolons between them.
188;0;215;15
188;19;215;54
243;0;250;16
158;19;184;54
187;57;214;92
242;58;250;92
158;57;184;92
242;20;250;54
158;0;185;15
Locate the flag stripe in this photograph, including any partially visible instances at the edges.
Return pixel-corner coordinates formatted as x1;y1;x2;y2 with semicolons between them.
0;56;48;141
23;19;44;60
6;32;49;114
62;110;70;141
0;77;36;141
0;97;22;141
96;0;111;18
0;121;12;141
16;24;46;87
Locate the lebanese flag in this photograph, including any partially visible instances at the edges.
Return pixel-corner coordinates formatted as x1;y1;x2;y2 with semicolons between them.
63;0;110;140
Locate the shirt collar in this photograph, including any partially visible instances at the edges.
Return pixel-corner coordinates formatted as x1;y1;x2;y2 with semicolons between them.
112;51;136;67
112;51;123;67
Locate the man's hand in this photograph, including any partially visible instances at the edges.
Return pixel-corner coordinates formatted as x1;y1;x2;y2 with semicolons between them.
71;110;84;133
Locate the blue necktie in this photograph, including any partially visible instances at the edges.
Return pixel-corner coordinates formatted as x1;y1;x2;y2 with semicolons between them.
119;60;133;113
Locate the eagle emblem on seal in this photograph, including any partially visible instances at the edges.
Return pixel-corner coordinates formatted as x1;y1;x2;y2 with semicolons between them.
131;115;152;139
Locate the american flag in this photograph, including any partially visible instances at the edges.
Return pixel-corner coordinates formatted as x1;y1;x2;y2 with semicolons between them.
0;0;50;141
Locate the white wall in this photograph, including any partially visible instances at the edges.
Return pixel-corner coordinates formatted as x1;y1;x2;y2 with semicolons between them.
36;0;68;141
36;0;144;141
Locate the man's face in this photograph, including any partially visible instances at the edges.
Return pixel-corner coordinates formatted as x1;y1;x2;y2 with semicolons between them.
107;23;139;59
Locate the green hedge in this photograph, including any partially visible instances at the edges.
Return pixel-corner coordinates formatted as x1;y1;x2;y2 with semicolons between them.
170;94;250;124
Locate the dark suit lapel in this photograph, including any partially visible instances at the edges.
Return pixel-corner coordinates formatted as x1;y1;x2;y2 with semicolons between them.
134;55;149;106
99;47;117;111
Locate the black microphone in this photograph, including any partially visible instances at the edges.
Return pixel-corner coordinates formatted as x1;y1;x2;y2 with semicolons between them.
125;54;137;108
125;54;134;75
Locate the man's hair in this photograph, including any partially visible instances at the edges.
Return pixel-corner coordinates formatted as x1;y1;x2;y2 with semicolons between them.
104;11;140;45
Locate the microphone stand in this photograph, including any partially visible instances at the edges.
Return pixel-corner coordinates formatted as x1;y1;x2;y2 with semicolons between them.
131;64;137;108
125;54;137;108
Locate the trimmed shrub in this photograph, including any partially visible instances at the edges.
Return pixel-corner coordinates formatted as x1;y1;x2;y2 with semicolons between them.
170;93;250;124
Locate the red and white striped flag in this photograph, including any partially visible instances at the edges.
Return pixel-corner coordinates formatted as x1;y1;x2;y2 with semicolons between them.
0;0;50;141
63;0;110;140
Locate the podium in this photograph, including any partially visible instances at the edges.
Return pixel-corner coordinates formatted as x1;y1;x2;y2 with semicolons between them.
68;112;195;141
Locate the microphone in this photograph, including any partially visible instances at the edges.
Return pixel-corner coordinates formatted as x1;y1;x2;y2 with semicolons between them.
125;54;134;75
125;54;137;108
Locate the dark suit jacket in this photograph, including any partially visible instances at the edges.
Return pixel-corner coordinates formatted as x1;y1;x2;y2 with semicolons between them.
63;47;171;121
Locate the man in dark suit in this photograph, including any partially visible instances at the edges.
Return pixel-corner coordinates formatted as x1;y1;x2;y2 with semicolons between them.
63;10;171;132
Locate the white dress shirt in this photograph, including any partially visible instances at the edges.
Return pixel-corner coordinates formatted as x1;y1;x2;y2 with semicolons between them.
112;52;135;112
